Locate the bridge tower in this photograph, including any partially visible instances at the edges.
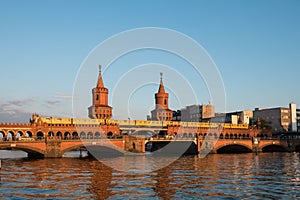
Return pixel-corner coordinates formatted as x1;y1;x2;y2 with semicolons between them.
88;65;112;119
151;72;173;121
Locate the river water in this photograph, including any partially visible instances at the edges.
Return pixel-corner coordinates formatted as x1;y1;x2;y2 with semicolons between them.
0;151;300;199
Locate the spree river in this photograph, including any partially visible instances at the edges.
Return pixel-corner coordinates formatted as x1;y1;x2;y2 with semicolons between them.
0;151;300;199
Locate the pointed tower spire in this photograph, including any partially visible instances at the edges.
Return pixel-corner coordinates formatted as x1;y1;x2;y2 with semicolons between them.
97;64;104;88
158;72;165;93
88;64;112;119
151;72;172;121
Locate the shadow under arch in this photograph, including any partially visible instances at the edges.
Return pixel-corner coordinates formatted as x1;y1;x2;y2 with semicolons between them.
62;143;124;159
0;144;44;158
261;144;288;152
216;144;252;154
295;145;300;152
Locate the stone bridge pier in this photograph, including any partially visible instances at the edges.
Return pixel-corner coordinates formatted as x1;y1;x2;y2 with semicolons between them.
123;135;146;153
44;139;63;158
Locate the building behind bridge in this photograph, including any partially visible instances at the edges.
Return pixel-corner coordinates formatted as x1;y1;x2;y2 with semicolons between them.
253;103;298;132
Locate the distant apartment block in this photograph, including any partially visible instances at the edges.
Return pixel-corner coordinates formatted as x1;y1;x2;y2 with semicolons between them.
179;104;215;122
208;110;253;125
223;110;253;124
253;103;297;132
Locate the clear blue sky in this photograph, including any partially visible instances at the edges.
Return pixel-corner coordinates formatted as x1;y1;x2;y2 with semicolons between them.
0;0;300;122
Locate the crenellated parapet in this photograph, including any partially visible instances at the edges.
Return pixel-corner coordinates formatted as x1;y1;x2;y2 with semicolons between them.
0;122;31;127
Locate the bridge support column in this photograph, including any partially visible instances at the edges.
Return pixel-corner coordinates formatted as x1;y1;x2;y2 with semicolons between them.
124;136;145;153
45;139;63;158
252;138;261;154
287;140;295;152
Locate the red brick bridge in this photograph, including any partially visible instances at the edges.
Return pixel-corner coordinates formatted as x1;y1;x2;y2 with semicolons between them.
1;115;300;157
1;136;300;158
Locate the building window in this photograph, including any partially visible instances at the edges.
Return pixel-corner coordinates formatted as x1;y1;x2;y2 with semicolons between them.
96;94;99;100
164;99;166;105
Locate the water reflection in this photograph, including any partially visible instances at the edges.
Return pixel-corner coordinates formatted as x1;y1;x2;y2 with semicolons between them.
88;161;114;199
0;153;300;199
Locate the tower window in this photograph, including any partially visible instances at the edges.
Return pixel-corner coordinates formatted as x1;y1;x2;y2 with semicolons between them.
96;94;99;100
164;99;167;105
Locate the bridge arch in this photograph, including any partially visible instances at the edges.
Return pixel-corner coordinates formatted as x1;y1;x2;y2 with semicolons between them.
215;143;252;153
0;143;44;156
62;144;85;154
61;143;124;157
13;145;45;156
261;144;288;152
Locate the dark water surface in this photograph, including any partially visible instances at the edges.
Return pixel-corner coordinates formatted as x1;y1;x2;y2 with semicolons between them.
0;151;300;199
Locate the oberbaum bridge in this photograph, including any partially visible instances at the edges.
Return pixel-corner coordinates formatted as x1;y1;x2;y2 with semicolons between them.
1;66;300;158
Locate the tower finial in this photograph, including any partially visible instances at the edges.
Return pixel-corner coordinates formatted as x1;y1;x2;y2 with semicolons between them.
160;72;163;81
99;64;102;74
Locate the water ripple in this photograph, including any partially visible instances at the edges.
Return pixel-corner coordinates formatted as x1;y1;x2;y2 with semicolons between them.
1;152;300;199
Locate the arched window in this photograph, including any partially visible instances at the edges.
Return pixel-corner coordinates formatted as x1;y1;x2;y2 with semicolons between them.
107;132;113;138
26;131;33;137
87;132;93;139
7;131;14;141
80;132;86;139
164;99;166;105
36;131;44;140
95;132;100;139
71;132;78;139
